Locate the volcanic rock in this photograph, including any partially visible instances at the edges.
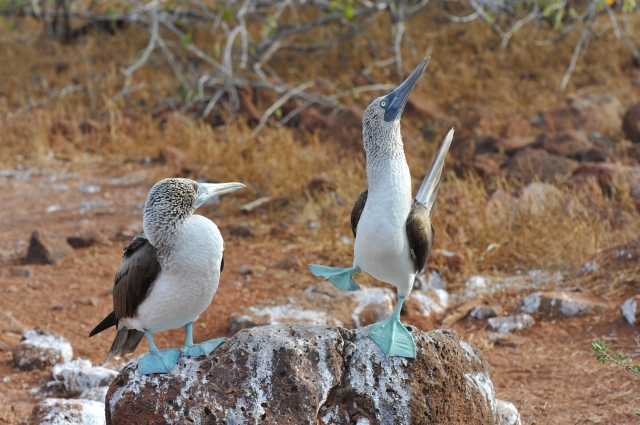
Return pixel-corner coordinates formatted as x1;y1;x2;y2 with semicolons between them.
228;282;394;334
30;398;105;425
487;314;534;334
105;324;518;425
506;148;578;183
403;289;449;320
51;359;118;394
25;229;74;264
621;295;640;326
623;102;640;143
519;291;608;318
12;328;73;371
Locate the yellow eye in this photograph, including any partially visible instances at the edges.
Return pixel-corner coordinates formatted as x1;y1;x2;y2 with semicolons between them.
380;101;387;107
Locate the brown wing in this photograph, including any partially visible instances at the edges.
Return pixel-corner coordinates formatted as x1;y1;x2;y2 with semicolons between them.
351;189;368;237
406;201;434;273
112;231;161;320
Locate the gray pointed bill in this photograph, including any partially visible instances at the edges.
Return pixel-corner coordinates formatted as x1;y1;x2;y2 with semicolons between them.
383;57;430;123
195;182;245;208
415;128;454;213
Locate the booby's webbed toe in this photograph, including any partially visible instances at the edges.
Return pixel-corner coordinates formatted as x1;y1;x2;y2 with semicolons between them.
182;338;226;357
308;264;361;291
368;296;416;358
138;348;181;375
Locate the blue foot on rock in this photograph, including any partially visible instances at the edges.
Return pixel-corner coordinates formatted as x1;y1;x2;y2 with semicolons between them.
138;348;181;375
369;296;416;358
308;264;361;291
182;338;226;357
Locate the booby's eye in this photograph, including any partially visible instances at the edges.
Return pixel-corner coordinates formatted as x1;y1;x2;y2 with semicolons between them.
380;101;387;107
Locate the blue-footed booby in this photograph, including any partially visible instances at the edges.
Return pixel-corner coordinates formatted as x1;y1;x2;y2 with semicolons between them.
309;58;453;358
89;178;245;375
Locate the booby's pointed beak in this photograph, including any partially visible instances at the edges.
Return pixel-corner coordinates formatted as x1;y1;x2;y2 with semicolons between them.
195;182;245;208
383;57;430;123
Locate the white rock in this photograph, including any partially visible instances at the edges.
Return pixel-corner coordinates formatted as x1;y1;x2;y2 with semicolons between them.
487;314;534;334
496;399;522;425
410;289;449;317
30;398;105;425
13;329;73;371
621;296;640;326
79;386;109;403
52;359;117;394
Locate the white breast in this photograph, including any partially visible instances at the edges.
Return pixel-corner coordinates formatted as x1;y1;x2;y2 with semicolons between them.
354;161;417;297
124;215;223;333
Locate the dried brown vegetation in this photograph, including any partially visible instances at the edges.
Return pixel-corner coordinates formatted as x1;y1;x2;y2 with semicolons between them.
1;10;640;282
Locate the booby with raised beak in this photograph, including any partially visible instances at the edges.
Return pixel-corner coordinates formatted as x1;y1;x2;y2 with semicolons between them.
90;178;245;375
309;58;453;358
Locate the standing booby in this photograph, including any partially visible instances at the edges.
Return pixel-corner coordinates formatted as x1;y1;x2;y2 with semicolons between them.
309;58;453;358
89;178;245;375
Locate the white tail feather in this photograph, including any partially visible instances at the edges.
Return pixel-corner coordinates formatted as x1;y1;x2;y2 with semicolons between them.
415;128;454;212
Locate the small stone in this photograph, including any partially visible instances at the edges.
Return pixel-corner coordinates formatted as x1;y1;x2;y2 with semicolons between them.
228;225;254;238
487;332;525;347
621;295;640;326
496;399;522;425
405;289;449;319
518;291;608;318
0;311;25;334
30;398;105;425
487;314;534;334
506;148;578;183
67;233;98;249
75;297;99;307
25;229;74;264
237;264;252;275
465;275;490;295
79;386;109;403
470;304;502;321
414;269;446;290
52;359;118;394
79;184;102;195
12;328;73;371
10;268;33;277
623;102;640;143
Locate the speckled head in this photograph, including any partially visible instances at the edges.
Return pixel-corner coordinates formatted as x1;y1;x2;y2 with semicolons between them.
143;178;245;248
363;58;429;155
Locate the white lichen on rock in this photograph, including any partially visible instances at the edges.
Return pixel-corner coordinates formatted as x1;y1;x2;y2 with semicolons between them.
52;359;117;394
621;297;639;326
496;399;522;425
30;398;105;425
13;329;73;371
350;287;394;327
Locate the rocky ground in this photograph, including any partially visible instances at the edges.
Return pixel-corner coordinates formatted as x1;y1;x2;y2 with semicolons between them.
1;114;640;423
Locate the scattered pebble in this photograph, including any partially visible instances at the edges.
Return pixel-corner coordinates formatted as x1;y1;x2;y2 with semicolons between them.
12;328;73;371
487;314;535;334
470;304;502;321
52;359;117;394
238;264;252;275
79;184;102;195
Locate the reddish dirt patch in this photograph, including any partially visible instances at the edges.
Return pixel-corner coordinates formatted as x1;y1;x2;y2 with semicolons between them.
0;164;638;424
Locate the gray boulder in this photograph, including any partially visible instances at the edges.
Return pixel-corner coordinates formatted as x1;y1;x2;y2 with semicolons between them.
106;324;519;425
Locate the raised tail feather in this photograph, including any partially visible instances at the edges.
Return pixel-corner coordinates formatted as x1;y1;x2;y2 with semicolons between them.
415;128;454;213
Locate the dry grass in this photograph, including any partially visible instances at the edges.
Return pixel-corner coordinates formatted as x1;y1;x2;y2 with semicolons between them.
1;10;640;282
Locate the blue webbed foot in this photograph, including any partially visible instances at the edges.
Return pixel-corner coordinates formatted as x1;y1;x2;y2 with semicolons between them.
369;296;416;358
182;338;226;357
138;348;181;375
308;264;361;291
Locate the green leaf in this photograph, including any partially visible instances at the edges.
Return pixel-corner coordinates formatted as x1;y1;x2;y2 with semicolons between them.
568;7;578;19
552;9;563;29
328;0;339;13
248;44;255;55
266;16;277;29
351;87;359;100
343;5;354;20
485;14;496;25
212;42;221;59
179;88;189;100
181;34;192;47
274;108;282;119
221;7;232;21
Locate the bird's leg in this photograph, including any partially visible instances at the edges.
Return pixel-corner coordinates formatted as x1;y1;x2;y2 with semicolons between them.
181;322;226;357
369;296;416;358
137;330;181;375
308;264;361;291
